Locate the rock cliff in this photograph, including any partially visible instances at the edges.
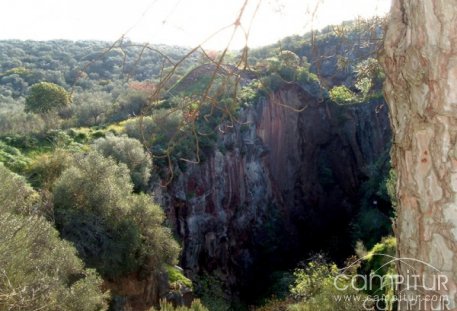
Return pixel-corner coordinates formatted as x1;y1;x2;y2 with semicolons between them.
155;83;391;302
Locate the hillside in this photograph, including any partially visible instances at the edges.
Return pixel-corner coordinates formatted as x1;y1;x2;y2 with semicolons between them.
0;19;395;311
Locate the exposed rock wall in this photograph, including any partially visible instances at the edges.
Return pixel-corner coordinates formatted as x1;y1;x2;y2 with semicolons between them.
257;86;390;259
155;105;280;293
155;84;391;299
105;272;169;311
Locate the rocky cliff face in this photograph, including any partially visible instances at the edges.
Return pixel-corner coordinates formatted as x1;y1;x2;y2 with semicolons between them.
155;84;391;301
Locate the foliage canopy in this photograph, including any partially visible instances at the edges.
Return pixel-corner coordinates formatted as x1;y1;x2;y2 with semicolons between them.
25;82;71;113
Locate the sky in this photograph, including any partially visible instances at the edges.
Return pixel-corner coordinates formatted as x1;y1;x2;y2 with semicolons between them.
0;0;391;50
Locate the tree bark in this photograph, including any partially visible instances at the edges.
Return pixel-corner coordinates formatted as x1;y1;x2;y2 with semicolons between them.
381;0;457;309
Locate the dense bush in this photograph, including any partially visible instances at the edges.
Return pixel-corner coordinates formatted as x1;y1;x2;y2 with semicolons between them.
0;140;30;173
56;207;142;278
0;162;39;214
123;112;194;171
329;85;356;104
258;257;370;311
93;134;152;190
0;164;109;310
194;274;231;311
256;50;321;95
0;109;45;135
128;194;180;269
26;148;73;189
53;151;133;216
53;151;179;278
359;237;396;293
0;214;109;311
124;113;181;148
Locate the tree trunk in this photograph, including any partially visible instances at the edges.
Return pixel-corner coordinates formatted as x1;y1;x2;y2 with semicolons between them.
381;0;457;309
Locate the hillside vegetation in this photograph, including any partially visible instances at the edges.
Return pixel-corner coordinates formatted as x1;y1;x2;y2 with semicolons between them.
0;18;395;311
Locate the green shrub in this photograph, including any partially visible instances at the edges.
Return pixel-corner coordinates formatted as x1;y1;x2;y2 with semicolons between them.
56;208;142;278
3;134;40;150
91;129;106;139
0;162;39;215
124;113;181;149
93;134;152;191
289;259;370;311
0;164;108;311
128;194;180;270
261;72;284;92
123;111;206;173
109;90;149;122
26;149;73;189
68;129;89;142
46;129;74;146
296;67;319;84
363;237;396;278
329;85;356;104
359;237;397;311
0;213;109;311
53;151;179;278
0;140;30;173
53;151;133;216
238;80;262;103
194;274;230;311
258;258;371;311
166;265;193;289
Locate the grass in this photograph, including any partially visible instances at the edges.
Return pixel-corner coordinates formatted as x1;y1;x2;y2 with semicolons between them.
0;140;30;172
0;118;134;176
166;265;193;289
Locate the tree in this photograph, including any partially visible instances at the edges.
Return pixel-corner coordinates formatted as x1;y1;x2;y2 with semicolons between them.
381;0;457;308
25;82;71;113
72;91;113;126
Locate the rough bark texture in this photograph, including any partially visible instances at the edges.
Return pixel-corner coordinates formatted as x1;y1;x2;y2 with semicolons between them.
381;0;457;309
